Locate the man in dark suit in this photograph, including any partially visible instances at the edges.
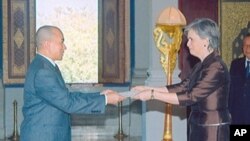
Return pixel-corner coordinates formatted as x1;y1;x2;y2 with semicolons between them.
20;25;125;141
229;33;250;125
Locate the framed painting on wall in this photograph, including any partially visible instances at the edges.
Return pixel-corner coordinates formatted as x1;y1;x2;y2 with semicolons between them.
2;0;36;85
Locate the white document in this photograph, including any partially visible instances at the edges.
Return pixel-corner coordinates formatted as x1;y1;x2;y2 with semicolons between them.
119;90;138;98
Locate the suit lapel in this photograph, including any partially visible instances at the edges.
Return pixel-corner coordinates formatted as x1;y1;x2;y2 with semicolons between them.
37;54;66;85
239;57;247;81
54;64;65;84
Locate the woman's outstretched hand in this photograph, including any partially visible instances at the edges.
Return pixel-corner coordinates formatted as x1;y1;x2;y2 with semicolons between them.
131;86;153;101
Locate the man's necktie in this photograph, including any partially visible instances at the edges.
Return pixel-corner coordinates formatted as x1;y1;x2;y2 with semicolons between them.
55;64;65;83
246;61;250;78
55;64;61;74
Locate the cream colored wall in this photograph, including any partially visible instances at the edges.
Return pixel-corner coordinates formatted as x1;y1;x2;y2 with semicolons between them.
4;88;23;139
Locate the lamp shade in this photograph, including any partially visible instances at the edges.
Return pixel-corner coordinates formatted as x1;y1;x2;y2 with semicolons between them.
156;6;186;26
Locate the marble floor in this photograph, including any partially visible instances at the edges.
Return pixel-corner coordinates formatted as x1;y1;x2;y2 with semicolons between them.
1;103;142;141
72;136;141;141
71;125;141;141
1;126;141;141
1;136;141;141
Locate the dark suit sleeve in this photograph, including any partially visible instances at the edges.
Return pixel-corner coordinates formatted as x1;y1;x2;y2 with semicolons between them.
228;60;235;111
228;59;245;112
34;68;106;114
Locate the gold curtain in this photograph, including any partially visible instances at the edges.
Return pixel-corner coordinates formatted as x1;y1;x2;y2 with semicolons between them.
220;1;250;67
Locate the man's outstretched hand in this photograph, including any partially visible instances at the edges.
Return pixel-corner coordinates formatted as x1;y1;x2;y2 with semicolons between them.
101;89;126;105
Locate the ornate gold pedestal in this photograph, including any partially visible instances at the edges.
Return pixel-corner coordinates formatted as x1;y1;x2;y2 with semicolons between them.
153;7;186;141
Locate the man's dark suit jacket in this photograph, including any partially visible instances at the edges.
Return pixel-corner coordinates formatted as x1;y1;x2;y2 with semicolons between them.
229;57;250;124
20;54;106;141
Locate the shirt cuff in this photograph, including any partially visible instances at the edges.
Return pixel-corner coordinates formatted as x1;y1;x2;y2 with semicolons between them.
104;94;107;105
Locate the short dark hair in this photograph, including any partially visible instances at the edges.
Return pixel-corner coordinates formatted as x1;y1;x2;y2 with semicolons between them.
244;33;250;39
36;25;62;48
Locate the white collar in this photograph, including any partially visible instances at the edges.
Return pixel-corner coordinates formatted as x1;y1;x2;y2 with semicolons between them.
38;53;56;67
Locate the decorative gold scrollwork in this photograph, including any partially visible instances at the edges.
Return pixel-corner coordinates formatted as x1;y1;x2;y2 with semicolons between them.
153;25;183;76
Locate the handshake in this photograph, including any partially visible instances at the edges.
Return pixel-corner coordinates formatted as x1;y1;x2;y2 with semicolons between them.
101;86;159;105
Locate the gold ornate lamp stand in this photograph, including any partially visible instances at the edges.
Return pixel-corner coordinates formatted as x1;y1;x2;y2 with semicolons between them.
153;7;186;141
